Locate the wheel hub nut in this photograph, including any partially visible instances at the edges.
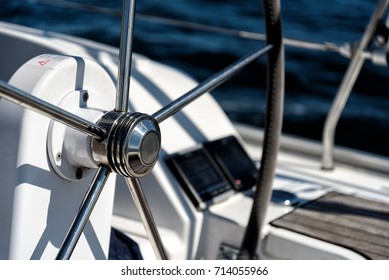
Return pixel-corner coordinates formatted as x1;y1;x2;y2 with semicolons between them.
92;111;161;178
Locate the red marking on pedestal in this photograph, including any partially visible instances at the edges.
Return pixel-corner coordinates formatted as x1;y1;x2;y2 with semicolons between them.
38;60;51;66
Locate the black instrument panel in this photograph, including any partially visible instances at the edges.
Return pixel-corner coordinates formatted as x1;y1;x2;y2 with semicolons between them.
166;148;233;210
203;136;257;191
166;136;257;210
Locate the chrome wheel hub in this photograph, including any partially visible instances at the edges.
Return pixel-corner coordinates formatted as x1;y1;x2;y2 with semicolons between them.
92;111;161;178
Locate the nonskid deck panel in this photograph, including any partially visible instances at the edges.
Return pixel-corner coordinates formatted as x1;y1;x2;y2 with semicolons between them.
270;192;389;259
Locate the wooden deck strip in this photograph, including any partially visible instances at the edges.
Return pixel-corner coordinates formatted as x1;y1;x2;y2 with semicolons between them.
321;193;389;213
282;207;389;243
275;214;389;259
270;192;389;259
299;202;389;233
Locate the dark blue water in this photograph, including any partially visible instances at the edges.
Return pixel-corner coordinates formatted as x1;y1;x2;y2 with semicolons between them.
2;0;389;156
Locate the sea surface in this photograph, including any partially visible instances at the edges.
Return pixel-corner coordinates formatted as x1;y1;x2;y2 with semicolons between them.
2;0;389;156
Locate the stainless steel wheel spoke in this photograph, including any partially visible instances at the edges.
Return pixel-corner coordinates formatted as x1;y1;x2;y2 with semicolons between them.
151;45;272;123
56;165;111;260
125;177;168;260
0;80;106;139
115;0;137;112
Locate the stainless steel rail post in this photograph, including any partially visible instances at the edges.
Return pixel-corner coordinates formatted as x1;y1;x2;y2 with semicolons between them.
322;0;389;170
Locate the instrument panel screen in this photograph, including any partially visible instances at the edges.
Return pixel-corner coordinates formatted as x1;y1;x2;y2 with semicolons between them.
166;148;232;210
204;136;257;191
166;136;257;210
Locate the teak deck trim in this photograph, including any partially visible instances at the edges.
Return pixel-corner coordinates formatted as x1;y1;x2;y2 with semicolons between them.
270;192;389;259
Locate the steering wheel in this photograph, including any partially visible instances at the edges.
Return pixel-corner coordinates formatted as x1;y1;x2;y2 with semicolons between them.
0;0;283;260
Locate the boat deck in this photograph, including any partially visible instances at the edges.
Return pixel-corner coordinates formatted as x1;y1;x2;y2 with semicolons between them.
271;192;389;259
235;123;389;259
